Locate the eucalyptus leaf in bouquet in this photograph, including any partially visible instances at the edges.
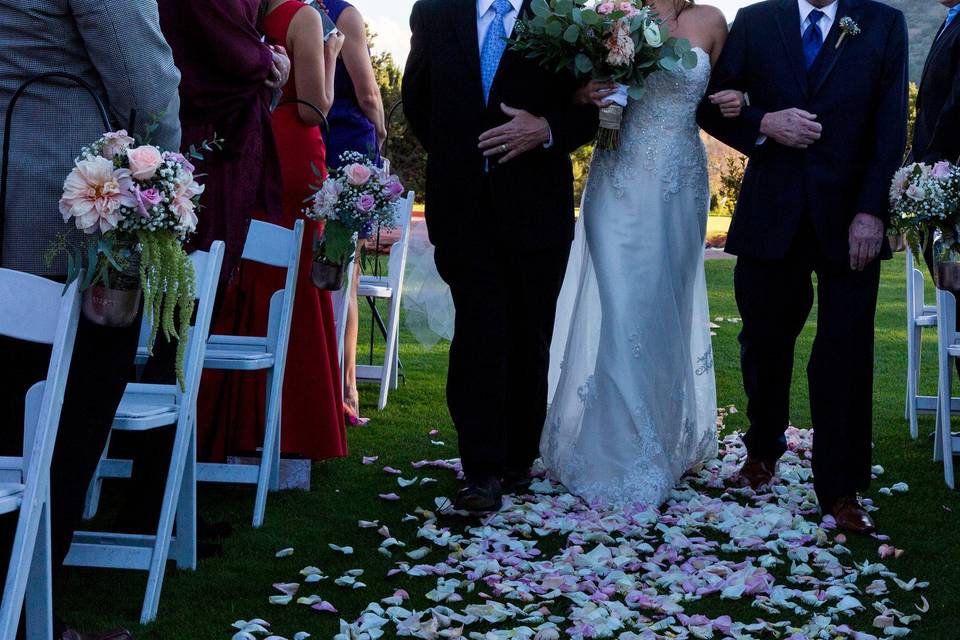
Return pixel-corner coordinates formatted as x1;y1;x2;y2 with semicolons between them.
511;0;696;149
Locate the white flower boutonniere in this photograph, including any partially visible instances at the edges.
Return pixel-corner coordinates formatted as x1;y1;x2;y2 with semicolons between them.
836;17;861;49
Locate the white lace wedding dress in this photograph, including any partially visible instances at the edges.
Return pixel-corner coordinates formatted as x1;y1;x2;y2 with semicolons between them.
540;47;718;508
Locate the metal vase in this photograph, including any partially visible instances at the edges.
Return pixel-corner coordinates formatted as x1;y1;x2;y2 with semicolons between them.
82;285;142;327
311;260;345;291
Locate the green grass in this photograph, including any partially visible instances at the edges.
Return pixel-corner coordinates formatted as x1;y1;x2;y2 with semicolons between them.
56;255;960;639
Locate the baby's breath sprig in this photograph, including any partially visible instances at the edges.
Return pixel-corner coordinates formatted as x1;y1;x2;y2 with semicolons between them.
836;17;861;49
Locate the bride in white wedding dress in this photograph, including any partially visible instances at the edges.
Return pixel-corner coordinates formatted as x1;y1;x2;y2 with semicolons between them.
540;1;738;508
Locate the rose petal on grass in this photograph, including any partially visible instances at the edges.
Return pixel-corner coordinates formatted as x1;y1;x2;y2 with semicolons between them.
328;543;354;554
274;547;294;558
379;493;401;501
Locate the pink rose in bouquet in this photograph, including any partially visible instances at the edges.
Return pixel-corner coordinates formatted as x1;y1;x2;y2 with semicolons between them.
164;150;196;174
59;156;135;234
385;177;405;201
344;163;373;186
357;194;377;212
101;130;135;160
133;185;162;219
127;145;164;180
597;2;615;13
933;160;952;180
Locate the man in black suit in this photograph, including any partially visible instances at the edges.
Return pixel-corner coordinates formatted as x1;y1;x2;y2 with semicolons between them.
698;0;907;533
912;0;960;165
402;0;596;511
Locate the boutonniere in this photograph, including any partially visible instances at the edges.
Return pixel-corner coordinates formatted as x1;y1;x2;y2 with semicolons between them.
836;17;861;49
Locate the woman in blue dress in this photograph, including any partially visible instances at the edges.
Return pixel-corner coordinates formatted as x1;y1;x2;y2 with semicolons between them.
313;0;386;423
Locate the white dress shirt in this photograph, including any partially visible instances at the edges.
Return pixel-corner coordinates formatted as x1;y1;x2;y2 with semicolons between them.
477;0;524;52
798;0;838;37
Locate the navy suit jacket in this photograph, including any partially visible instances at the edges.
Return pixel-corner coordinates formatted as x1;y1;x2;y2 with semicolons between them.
912;12;960;164
697;0;908;262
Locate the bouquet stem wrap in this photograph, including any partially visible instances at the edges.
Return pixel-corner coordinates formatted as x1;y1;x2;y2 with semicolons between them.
597;84;629;150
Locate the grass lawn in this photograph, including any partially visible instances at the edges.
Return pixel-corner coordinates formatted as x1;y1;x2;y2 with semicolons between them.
56;254;960;639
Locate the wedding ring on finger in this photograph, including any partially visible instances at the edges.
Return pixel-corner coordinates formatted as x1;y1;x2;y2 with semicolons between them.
500;144;508;154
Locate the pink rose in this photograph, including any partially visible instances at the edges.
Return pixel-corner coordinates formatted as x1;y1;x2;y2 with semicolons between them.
357;194;376;212
133;186;162;219
932;160;952;179
126;145;164;180
597;2;615;13
385;177;405;201
905;184;925;201
101;130;134;160
164;151;195;174
344;163;373;186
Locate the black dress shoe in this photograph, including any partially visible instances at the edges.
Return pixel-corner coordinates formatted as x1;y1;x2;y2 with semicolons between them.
501;468;533;494
454;477;503;512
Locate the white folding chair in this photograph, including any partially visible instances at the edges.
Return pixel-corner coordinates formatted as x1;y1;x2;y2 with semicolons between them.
935;287;960;489
331;251;356;380
0;272;81;640
357;192;415;410
66;242;224;624
196;220;303;528
905;245;940;439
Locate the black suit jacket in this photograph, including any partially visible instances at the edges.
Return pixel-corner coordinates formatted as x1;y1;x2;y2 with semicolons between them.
912;13;960;163
402;0;597;251
697;0;908;262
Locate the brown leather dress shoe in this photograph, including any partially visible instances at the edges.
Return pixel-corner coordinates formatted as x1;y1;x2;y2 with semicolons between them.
736;455;777;490
831;495;876;534
61;628;132;640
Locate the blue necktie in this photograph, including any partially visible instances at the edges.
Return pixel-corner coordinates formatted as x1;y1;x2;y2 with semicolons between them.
942;5;960;37
803;9;826;70
481;0;512;104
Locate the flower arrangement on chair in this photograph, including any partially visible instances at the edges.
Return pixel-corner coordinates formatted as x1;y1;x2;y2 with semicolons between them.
52;129;216;386
509;0;697;149
305;151;404;290
890;160;960;287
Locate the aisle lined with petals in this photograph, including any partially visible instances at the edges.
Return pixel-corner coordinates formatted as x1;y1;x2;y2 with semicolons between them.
230;410;929;640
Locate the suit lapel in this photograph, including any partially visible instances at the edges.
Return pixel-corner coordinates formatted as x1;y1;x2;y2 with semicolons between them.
920;16;960;93
809;0;860;97
775;0;810;100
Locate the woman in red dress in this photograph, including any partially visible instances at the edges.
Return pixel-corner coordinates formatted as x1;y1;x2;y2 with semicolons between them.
199;0;348;462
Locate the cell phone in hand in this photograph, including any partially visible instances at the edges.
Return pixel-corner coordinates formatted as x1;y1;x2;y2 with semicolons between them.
306;1;340;41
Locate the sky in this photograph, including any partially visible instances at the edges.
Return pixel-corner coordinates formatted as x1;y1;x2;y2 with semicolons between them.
354;0;760;68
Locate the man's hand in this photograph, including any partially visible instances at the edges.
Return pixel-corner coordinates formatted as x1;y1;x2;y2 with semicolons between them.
848;213;884;271
759;108;822;149
709;90;745;118
265;46;291;90
478;104;551;164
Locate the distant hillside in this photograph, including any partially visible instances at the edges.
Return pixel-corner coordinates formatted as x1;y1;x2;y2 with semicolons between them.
881;0;943;82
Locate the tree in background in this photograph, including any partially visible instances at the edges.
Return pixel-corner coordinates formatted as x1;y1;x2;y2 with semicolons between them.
717;156;746;217
370;29;427;201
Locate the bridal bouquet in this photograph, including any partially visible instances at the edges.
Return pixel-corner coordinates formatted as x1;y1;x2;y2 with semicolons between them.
54;130;209;386
510;0;697;149
889;160;960;262
305;151;404;287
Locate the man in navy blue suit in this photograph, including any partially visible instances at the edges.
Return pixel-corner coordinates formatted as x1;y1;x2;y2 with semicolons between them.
698;0;908;533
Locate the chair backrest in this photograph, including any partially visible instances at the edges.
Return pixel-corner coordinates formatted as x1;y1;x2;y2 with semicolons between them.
241;219;305;269
387;193;415;293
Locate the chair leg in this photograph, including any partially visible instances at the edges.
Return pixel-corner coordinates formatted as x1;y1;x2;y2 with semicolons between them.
942;363;957;489
390;333;400;391
170;419;197;570
140;414;195;624
25;498;53;640
254;370;281;528
82;433;111;520
269;404;282;493
908;325;922;440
